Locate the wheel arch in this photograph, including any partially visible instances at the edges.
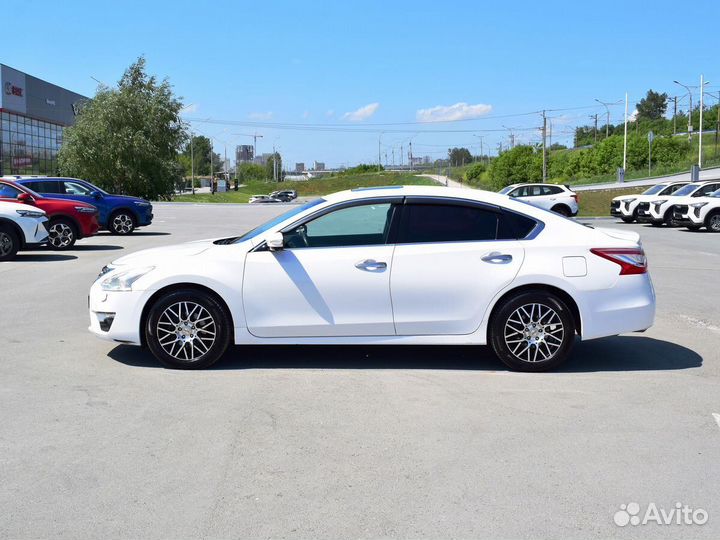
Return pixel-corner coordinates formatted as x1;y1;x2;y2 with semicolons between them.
0;217;26;249
48;213;81;231
486;283;582;340
139;283;236;347
550;203;572;216
109;206;139;221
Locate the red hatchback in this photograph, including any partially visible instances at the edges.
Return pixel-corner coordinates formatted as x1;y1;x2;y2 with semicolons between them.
0;179;99;249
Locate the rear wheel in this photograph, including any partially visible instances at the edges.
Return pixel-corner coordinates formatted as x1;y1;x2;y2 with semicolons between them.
551;205;571;217
489;291;575;372
48;218;77;250
0;225;20;261
109;211;135;235
706;211;720;233
146;289;231;369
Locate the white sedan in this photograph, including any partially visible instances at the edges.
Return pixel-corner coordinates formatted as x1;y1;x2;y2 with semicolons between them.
88;186;655;372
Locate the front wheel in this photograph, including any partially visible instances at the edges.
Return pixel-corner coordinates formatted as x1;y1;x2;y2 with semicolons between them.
109;211;136;235
48;218;77;250
489;291;576;372
146;289;231;369
0;225;20;261
706;211;720;233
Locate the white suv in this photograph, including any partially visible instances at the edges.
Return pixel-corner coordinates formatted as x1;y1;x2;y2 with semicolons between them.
610;181;688;223
0;201;50;261
499;183;578;216
671;188;720;232
636;180;720;226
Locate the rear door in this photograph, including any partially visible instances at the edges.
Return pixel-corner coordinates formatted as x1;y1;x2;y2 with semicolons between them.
390;199;526;335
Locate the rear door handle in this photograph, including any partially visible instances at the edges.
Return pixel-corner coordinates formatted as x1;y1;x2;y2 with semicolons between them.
482;252;513;264
355;259;387;271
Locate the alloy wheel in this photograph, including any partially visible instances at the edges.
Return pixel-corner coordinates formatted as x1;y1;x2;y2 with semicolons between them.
156;301;217;361
0;231;12;257
49;222;74;248
710;214;720;232
112;213;134;234
504;303;564;363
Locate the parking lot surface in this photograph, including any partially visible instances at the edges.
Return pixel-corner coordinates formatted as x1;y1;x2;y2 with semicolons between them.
1;203;719;539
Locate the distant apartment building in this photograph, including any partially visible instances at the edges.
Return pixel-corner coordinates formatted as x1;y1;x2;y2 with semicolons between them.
236;144;254;163
423;155;432;164
313;161;325;171
253;153;273;165
295;162;305;173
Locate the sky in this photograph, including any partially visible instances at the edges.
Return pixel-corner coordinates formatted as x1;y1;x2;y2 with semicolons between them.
5;0;719;168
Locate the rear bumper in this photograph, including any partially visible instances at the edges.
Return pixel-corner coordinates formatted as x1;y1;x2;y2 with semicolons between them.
581;273;656;340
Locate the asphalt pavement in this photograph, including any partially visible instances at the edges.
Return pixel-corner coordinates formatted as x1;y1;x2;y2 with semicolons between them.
1;204;718;539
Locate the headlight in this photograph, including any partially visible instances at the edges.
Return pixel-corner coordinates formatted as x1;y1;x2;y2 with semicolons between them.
101;266;154;291
75;206;97;213
651;199;666;206
621;198;636;203
97;265;115;279
16;209;45;218
134;201;151;207
689;202;708;209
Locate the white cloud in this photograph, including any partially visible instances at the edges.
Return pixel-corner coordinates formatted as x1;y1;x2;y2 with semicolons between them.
249;111;273;120
180;103;198;114
416;102;492;122
628;109;639;122
342;102;380;122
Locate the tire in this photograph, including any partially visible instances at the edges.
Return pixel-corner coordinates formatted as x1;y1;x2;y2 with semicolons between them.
145;289;231;369
109;211;136;235
489;290;576;372
686;225;702;232
551;205;571;217
706;211;720;233
48;217;77;250
0;225;20;261
621;216;635;223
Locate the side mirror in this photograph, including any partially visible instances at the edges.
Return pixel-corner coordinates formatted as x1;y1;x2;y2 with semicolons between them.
90;190;103;199
17;192;35;204
266;231;285;251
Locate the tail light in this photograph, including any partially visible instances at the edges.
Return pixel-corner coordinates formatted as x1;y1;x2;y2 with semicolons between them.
572;193;579;203
590;247;647;275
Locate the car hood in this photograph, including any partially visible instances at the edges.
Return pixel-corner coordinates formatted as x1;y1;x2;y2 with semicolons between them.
107;194;151;204
110;238;217;267
612;193;657;202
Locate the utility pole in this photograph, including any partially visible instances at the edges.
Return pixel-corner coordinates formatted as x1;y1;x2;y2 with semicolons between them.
699;74;706;168
210;139;214;194
716;91;720;157
673;96;678;135
392;148;395;166
595;98;619;138
378;133;382;172
190;132;195;195
400;144;403;167
542;110;547;182
409;141;413;172
623;92;629;172
590;114;598;143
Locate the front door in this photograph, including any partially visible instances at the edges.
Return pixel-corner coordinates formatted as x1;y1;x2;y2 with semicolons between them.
243;201;399;337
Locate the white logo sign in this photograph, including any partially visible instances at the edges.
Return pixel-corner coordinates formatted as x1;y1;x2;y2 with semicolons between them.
614;502;708;527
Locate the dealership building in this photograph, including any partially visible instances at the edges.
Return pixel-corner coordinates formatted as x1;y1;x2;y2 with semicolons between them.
0;64;88;176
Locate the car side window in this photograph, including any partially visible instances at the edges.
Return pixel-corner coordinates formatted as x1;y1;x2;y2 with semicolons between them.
26;180;59;193
397;204;498;244
549;186;564;195
0;183;22;198
64;181;93;196
284;203;394;248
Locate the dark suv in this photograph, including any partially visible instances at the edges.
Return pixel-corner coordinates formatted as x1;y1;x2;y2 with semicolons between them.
16;177;153;235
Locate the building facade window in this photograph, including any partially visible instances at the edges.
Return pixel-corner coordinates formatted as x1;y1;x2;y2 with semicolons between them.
0;111;64;176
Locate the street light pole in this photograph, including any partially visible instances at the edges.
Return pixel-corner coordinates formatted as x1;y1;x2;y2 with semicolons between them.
673;80;693;142
699;74;708;168
190;131;195;195
594;98;620;138
623;92;629;172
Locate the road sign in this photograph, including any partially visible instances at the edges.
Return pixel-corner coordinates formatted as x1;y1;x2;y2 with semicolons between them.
647;131;655;143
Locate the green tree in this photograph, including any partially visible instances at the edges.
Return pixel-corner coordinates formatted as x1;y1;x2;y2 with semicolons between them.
636;90;668;121
236;162;267;182
265;152;283;181
180;135;211;176
448;147;473;166
58;57;186;199
488;145;542;188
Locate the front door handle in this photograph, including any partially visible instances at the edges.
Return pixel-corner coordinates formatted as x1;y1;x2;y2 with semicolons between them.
355;259;387;271
481;252;513;264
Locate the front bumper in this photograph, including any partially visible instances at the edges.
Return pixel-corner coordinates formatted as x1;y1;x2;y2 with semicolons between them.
672;205;703;227
88;281;147;345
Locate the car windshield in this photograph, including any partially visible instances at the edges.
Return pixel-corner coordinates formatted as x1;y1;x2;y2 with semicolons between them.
711;189;720;198
642;185;665;195
217;198;326;244
673;184;699;196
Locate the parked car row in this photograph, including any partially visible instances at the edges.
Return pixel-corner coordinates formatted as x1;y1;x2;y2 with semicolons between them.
0;175;154;261
611;180;720;232
249;189;298;204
